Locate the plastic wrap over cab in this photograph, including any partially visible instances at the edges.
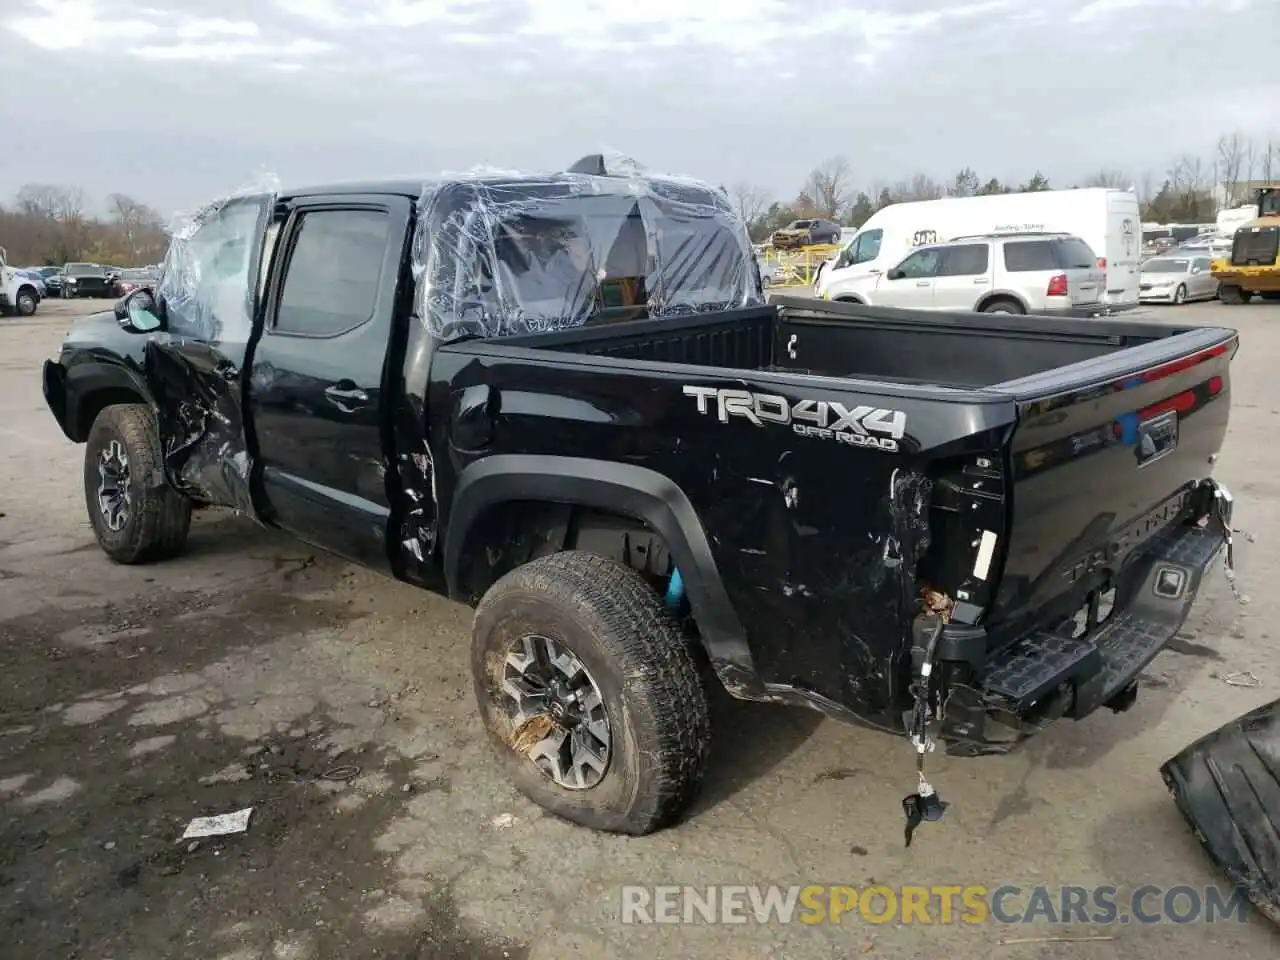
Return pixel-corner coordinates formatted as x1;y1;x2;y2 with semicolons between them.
410;167;763;341
156;172;279;344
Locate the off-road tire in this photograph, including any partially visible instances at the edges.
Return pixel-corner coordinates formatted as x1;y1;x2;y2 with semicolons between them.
472;551;711;835
84;403;192;564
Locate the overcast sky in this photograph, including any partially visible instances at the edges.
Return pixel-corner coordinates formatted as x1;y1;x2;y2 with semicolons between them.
4;0;1278;219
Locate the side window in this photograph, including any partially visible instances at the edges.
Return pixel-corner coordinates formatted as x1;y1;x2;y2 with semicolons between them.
937;244;989;277
274;209;390;338
850;229;883;264
895;248;940;279
158;197;268;342
1194;257;1211;272
1003;241;1057;272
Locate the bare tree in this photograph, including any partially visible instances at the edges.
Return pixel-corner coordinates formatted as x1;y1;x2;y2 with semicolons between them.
803;156;853;219
1082;168;1130;189
108;193;166;259
1216;132;1249;205
15;183;86;223
1137;171;1156;209
892;173;943;202
1168;154;1207;193
727;182;770;228
1262;138;1277;183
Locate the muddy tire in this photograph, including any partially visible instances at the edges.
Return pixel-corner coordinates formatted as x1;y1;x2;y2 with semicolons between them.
472;551;711;835
84;403;192;564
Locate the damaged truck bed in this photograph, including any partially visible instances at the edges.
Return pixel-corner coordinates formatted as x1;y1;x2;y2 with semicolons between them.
42;156;1239;835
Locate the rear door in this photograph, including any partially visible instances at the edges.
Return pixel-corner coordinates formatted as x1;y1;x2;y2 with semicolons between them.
247;194;411;572
1106;194;1141;307
932;242;992;310
1192;256;1216;298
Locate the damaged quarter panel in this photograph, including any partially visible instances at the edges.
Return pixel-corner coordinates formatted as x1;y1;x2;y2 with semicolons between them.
431;341;1017;729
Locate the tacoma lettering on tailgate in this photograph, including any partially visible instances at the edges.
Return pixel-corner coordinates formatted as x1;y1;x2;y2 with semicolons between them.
682;386;907;452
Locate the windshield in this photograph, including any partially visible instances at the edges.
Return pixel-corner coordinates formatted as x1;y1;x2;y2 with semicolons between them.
1143;259;1188;273
66;263;103;277
788;220;812;229
1259;191;1280;217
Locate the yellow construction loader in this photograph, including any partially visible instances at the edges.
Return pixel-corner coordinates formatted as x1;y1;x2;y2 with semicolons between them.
1212;183;1280;303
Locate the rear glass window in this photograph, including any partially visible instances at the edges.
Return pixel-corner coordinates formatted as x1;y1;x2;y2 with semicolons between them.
1054;237;1097;269
1002;241;1057;272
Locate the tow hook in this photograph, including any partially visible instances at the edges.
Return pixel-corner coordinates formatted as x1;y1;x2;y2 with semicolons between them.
903;611;949;847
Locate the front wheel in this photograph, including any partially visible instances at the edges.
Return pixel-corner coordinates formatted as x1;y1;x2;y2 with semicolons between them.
84;404;192;564
472;551;711;835
1173;284;1187;305
1219;285;1252;304
15;287;38;316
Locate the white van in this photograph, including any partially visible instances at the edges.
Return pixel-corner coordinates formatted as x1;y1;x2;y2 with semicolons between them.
817;188;1142;310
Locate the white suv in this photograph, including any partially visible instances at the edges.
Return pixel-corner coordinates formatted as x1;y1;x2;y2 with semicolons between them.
821;232;1106;316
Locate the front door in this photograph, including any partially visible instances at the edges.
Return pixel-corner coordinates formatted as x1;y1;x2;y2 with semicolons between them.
875;246;940;309
247;195;411;572
930;242;992;311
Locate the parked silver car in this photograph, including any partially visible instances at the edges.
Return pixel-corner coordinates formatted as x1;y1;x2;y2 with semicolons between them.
1138;255;1218;305
823;232;1106;316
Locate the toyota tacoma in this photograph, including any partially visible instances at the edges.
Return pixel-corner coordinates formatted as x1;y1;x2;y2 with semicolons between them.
43;155;1241;838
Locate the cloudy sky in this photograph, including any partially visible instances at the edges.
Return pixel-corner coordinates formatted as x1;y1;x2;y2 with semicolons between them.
3;0;1278;218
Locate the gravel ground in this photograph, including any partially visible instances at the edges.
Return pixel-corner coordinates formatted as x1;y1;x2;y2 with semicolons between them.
2;297;1280;959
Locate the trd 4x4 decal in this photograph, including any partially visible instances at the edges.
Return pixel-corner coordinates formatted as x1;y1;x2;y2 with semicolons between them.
682;386;907;452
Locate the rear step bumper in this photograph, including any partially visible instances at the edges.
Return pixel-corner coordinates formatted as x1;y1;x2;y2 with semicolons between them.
941;495;1231;757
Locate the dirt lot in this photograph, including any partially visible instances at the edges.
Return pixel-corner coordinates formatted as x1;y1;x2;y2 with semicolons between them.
3;297;1280;960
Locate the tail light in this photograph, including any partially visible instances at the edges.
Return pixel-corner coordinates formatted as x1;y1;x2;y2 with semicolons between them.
1097;257;1107;269
1046;273;1068;297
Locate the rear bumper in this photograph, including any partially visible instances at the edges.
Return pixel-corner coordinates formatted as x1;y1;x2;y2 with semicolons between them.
939;480;1233;756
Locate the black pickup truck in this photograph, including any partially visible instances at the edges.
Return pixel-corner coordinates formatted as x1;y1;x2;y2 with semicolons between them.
43;156;1240;837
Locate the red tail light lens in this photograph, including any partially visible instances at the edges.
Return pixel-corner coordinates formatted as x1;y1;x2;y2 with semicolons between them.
1046;273;1069;297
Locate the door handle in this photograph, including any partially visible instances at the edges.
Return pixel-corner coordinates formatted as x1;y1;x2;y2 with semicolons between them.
973;277;989;283
916;280;930;287
325;383;368;403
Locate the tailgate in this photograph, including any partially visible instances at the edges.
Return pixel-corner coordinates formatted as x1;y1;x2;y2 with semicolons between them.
987;327;1236;631
1068;270;1102;306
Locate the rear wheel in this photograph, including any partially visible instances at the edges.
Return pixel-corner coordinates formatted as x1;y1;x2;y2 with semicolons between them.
1173;284;1187;305
982;298;1024;314
471;551;711;835
84;404;192;564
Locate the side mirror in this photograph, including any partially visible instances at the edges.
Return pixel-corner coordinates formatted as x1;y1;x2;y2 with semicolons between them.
886;268;905;281
115;288;163;333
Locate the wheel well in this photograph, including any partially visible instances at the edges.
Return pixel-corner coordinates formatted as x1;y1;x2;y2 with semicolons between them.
76;388;147;442
976;293;1023;312
454;500;676;606
832;295;863;304
17;283;37;296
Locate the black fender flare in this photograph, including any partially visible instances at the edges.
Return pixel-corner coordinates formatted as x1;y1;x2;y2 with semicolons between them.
54;357;154;442
444;455;762;695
